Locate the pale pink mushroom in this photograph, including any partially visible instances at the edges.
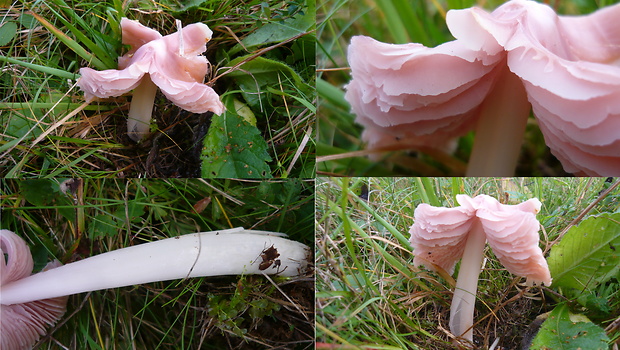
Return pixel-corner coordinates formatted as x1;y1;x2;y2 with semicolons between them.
0;230;68;350
0;228;309;347
345;36;507;164
78;18;225;142
409;194;551;343
345;0;620;176
450;0;620;175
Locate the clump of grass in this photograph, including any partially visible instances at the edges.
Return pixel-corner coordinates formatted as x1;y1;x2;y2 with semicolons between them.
316;177;620;349
1;0;315;178
0;178;315;349
317;0;615;176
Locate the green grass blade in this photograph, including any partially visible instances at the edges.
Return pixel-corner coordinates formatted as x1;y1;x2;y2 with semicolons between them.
45;3;117;68
30;11;107;70
0;55;76;79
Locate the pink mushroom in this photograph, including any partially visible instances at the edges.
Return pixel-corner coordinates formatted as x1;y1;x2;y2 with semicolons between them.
345;0;620;176
0;230;68;350
78;18;225;142
409;194;551;344
0;228;309;348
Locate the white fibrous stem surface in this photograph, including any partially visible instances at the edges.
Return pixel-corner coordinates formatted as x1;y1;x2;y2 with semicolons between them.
0;228;310;305
126;74;158;142
466;64;530;176
449;219;486;342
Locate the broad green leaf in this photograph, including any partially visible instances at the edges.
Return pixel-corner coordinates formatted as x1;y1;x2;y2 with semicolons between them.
225;56;313;109
227;0;314;56
18;179;75;222
548;212;620;291
114;202;145;223
20;179;58;207
0;21;17;46
529;304;609;350
201;98;272;178
18;13;38;29
4;111;44;139
231;2;315;56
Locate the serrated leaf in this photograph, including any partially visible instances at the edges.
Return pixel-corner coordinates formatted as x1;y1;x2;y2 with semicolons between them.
548;212;620;291
201;100;272;178
529;304;609;350
89;214;118;239
113;202;144;223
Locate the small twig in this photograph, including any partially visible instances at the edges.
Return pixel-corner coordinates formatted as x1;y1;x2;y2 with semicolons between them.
261;273;309;321
286;126;312;176
197;179;245;205
30;98;90;148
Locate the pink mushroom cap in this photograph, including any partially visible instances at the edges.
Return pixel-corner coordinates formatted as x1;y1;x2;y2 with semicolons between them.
78;18;225;115
1;230;68;350
450;0;620;175
345;35;504;158
409;194;551;286
345;0;620;175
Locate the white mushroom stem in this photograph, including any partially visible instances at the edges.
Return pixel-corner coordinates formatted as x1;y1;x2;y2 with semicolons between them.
466;64;531;176
449;219;487;342
0;228;309;306
126;74;158;142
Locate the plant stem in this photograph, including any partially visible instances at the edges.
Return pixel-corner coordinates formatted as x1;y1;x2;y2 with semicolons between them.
0;228;309;305
466;64;530;176
127;74;158;142
449;219;486;342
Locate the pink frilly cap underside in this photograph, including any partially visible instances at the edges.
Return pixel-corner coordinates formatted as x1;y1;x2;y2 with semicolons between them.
78;18;224;115
409;195;551;286
347;0;620;175
449;0;620;175
344;35;505;156
469;196;551;286
409;203;475;275
1;230;68;350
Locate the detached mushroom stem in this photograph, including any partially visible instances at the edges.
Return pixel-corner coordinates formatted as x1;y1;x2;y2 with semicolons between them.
0;228;310;306
466;64;531;176
449;219;486;342
127;75;158;142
